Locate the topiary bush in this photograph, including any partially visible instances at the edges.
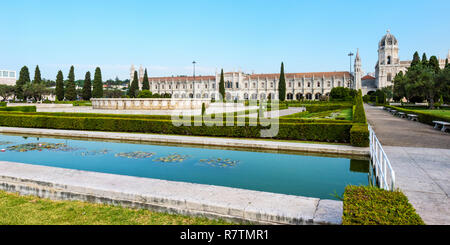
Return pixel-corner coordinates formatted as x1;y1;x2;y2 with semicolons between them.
350;124;369;147
343;185;424;225
0;106;36;112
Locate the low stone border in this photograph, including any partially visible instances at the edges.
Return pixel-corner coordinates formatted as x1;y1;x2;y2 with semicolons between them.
0;127;369;156
0;161;343;225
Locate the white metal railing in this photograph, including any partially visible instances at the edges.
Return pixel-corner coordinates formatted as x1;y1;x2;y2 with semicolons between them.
368;124;396;191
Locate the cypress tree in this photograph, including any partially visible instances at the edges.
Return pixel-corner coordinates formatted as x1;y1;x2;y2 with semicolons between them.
142;68;149;90
55;70;65;101
219;69;225;101
429;56;440;74
411;51;421;67
128;71;139;98
445;58;449;69
82;71;92;101
33;65;42;84
278;62;286;101
15;66;30;100
421;53;428;66
92;67;103;98
65;66;77;101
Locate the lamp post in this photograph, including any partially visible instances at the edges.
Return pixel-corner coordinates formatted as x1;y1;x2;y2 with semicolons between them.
348;52;354;89
192;61;196;98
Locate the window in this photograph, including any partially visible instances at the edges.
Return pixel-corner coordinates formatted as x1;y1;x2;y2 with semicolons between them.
261;82;265;87
387;73;392;82
298;82;301;87
245;83;248;88
317;82;320;87
236;82;239;88
307;82;311;87
327;81;331;87
2;71;7;77
387;56;391;65
212;83;216;89
288;82;291;88
205;84;208;89
338;81;341;87
271;82;274;88
253;83;256;88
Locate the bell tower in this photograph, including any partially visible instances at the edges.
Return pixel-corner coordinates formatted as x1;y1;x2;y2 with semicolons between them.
354;48;363;90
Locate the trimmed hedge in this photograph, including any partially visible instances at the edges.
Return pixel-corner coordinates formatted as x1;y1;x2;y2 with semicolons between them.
352;90;367;124
0;113;353;143
385;105;450;126
350;124;369;147
343;185;424;225
289;103;353;113
0;102;6;107
0;106;36;112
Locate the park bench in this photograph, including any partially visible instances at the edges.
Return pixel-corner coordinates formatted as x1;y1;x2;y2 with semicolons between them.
433;121;450;132
397;112;406;118
407;114;419;121
386;108;392;112
390;109;397;115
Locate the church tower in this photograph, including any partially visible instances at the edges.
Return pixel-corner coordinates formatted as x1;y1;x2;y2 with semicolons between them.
354;48;362;90
138;65;144;89
130;64;135;83
375;30;400;88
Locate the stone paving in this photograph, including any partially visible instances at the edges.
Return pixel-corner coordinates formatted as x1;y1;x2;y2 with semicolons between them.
365;105;450;225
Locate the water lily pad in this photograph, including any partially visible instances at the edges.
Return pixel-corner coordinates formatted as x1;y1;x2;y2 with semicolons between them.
198;157;239;168
80;149;110;156
153;153;190;163
6;142;78;152
115;151;155;159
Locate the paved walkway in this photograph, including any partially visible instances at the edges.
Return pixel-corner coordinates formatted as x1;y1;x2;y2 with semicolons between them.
365;105;450;224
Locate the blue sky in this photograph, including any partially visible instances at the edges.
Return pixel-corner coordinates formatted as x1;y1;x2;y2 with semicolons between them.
1;0;449;80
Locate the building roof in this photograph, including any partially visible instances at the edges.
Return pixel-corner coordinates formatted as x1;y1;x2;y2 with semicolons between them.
148;75;216;82
249;71;351;80
146;71;351;82
361;75;375;80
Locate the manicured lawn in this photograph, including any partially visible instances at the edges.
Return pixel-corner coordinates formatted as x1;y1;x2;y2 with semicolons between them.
412;109;450;117
281;108;353;120
0;191;236;225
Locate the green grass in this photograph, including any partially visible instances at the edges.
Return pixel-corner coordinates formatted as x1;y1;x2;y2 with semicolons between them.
0;190;237;225
281;108;353;120
412;109;450;117
343;186;424;225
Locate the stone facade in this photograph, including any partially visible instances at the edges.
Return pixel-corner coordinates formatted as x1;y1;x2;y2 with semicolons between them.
91;98;210;110
132;70;353;101
0;70;16;86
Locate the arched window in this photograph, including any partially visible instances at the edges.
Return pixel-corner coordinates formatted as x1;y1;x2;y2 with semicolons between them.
317;82;320;87
307;82;311;87
387;56;391;65
306;93;312;100
387;73;392;82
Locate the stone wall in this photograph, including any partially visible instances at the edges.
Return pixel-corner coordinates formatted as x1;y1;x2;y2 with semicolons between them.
91;98;210;110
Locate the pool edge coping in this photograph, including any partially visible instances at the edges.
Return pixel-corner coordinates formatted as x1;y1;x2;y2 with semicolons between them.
0;161;343;225
0;127;369;157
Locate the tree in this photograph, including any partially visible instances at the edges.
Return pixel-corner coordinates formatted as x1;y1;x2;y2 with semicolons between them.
393;71;406;101
23;83;48;101
278;62;286;101
421;53;428;66
410;51;421;67
15;66;31;100
329;87;354;101
33;65;42;84
104;89;124;98
128;71;139;98
0;85;15;101
219;69;225;101
142;68;149;90
428;56;440;74
92;67;103;98
55;70;65;101
82;71;92;100
137;90;152;98
446;58;449;69
65;66;77;101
